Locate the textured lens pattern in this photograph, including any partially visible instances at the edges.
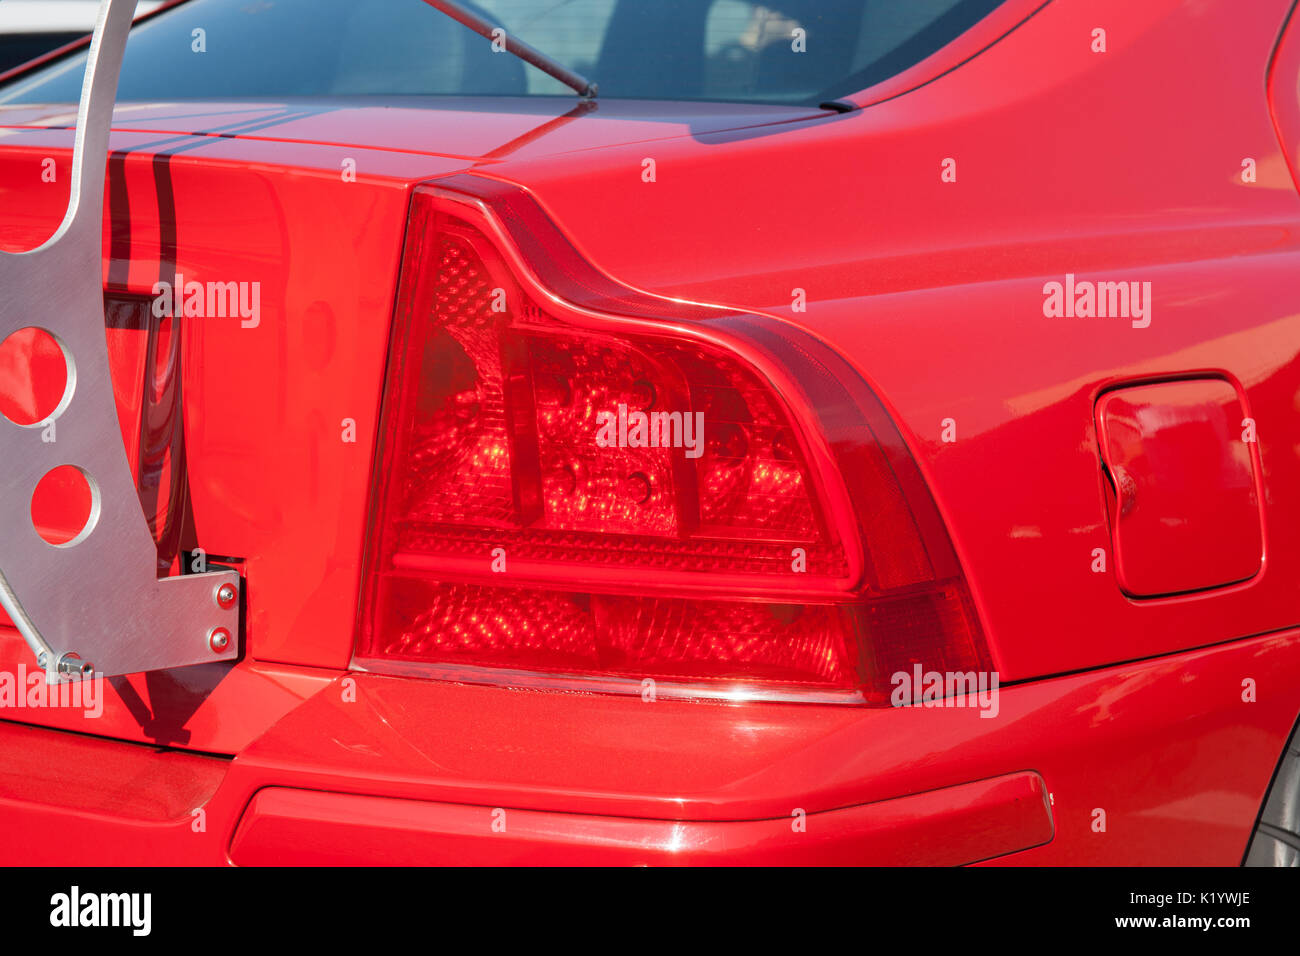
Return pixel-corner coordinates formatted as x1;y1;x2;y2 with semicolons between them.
402;235;514;527
398;523;846;574
368;576;858;688
531;336;680;535
379;579;597;669
391;226;833;571
600;597;851;683
676;349;816;539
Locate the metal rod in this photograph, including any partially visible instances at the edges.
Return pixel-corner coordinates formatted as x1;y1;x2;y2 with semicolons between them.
420;0;597;98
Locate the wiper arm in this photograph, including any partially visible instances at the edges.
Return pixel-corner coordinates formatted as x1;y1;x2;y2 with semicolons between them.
420;0;597;98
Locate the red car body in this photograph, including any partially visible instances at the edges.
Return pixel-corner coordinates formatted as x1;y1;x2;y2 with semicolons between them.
1;0;1300;864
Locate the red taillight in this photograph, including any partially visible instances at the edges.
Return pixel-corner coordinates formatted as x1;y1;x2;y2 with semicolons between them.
375;581;860;688
355;175;991;703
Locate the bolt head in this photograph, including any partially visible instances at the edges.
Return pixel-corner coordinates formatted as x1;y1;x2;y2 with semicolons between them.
215;582;238;610
209;627;232;653
55;653;92;679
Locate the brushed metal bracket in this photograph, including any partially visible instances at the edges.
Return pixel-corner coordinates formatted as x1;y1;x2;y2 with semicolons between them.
0;0;240;684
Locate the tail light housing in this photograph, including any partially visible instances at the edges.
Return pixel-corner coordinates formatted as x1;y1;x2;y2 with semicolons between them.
355;175;991;703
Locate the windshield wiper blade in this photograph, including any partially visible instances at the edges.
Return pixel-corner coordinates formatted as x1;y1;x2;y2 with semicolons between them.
420;0;597;98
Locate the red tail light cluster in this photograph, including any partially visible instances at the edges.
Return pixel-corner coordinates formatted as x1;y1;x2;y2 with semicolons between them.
355;175;991;703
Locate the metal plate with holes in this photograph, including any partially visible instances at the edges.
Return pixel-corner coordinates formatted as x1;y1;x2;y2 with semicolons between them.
0;0;240;684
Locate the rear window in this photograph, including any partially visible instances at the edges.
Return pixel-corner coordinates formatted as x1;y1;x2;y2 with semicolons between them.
0;0;1004;107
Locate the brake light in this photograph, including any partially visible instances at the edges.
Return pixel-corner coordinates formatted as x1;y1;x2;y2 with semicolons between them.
355;175;990;703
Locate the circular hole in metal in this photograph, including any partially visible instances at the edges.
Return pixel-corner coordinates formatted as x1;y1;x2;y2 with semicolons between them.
31;465;100;547
0;327;73;426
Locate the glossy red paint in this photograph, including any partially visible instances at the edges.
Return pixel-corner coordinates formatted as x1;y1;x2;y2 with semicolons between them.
0;0;1298;864
228;773;1053;866
1095;378;1264;598
2;627;1298;865
465;0;1300;680
1272;2;1300;192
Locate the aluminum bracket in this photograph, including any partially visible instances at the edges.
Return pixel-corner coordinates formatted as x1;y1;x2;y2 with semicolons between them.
0;0;240;684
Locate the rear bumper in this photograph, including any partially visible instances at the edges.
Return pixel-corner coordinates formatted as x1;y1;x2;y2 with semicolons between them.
227;773;1052;866
1;627;1298;865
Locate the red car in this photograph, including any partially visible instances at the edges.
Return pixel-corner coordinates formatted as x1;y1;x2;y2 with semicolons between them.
0;0;1298;867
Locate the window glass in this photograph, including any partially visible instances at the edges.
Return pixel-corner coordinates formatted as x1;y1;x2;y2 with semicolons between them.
0;0;1005;106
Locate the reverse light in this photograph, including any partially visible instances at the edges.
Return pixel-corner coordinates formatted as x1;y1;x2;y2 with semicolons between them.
355;175;990;703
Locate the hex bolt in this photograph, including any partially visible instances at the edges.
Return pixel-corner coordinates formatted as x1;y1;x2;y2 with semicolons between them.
209;627;232;654
215;582;238;610
56;653;93;679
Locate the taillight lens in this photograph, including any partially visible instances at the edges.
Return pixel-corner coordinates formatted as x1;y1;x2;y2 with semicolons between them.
355;176;991;703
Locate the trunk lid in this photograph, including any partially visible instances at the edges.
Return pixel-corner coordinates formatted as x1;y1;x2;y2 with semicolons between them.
0;95;830;751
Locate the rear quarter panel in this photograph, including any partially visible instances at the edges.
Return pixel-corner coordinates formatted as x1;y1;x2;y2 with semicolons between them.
466;0;1300;679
